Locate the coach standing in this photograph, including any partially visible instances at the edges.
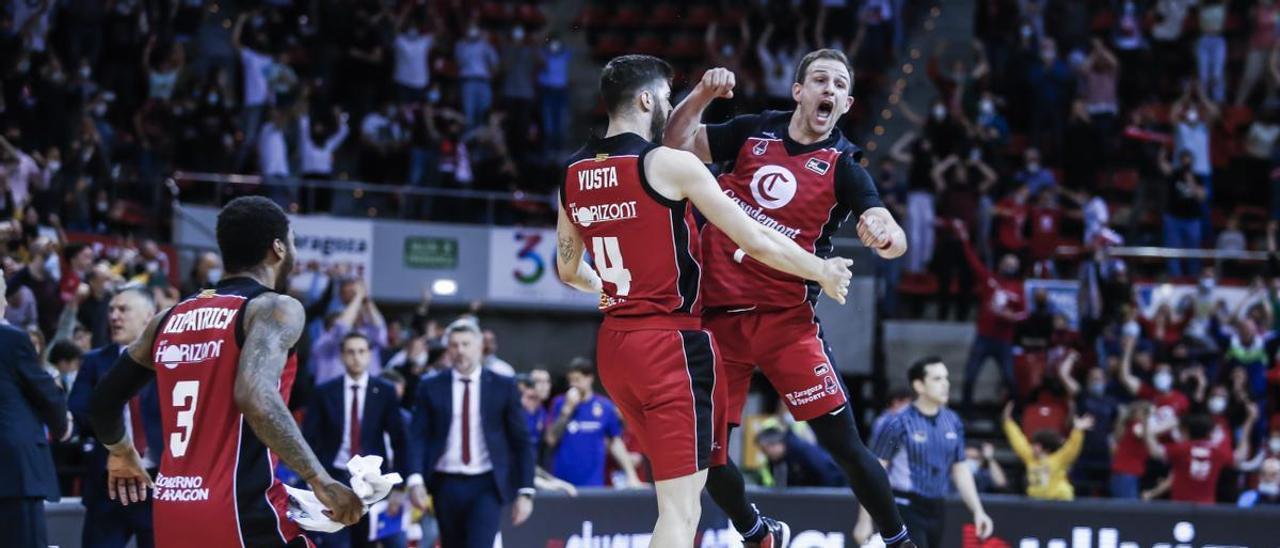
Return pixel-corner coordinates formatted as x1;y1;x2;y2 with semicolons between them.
406;320;535;547
857;357;994;548
0;274;70;546
69;288;163;548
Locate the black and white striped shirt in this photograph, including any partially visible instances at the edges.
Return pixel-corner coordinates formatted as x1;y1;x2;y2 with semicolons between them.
870;404;966;499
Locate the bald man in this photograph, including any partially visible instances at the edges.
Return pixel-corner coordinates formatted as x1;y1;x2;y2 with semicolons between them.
69;288;164;548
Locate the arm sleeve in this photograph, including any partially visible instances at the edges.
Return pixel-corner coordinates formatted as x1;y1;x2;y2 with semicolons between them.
604;401;622;438
1054;428;1086;468
704;113;764;164
1003;418;1035;465
503;381;536;491
869;414;901;460
11;331;68;435
406;382;431;477
67;356;98;435
88;353;155;446
385;390;410;477
835;155;886;215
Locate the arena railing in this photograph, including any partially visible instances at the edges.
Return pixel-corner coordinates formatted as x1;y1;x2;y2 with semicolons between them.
169;171;557;225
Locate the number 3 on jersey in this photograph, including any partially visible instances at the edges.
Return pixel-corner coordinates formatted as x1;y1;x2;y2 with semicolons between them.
169;380;199;458
592;237;632;296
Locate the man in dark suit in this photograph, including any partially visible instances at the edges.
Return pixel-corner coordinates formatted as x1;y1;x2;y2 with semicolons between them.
68;288;163;548
407;320;535;548
0;274;70;547
303;332;409;547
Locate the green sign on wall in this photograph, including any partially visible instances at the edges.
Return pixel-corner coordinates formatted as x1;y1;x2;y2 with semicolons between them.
404;237;458;269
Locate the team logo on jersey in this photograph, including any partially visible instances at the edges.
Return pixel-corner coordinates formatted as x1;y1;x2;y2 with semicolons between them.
912;431;928;443
823;375;839;395
752;139;769;156
945;431;957;440
568;201;638;227
162;307;238;334
805;157;831;175
749;165;798;209
813;363;830;377
155;340;224;369
197;289;216;299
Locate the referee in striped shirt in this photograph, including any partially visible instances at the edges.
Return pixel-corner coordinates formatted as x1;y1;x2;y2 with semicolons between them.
856;357;994;548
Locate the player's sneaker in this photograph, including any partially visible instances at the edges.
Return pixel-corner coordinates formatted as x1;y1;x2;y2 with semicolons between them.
744;516;791;548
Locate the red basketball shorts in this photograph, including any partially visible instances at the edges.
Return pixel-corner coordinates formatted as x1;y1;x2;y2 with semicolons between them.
596;318;727;481
704;305;848;424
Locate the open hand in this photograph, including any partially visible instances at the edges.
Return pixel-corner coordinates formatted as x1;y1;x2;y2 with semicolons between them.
106;447;153;505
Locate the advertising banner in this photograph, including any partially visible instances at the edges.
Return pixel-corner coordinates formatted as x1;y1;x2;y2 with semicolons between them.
289;215;375;286
1023;279;1080;329
487;227;598;308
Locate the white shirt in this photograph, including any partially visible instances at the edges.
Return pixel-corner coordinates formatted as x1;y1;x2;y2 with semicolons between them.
1;150;38;211
1152;0;1196;42
240;48;273;107
360;112;404;144
483;355;515;377
117;346;156;469
759;47;799;99
334;372;370;470
394;33;433;89
299;115;350;175
1175;121;1211;176
257;121;290;176
434;368;492;474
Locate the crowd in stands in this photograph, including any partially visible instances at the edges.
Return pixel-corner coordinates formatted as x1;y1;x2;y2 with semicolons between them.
6;7;1280;546
0;0;569;226
879;0;1280;506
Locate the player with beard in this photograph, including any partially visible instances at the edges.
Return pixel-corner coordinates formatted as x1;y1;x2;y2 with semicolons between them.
663;51;924;547
558;54;854;547
89;196;363;546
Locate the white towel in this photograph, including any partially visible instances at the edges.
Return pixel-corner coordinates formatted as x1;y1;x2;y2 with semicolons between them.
285;455;404;533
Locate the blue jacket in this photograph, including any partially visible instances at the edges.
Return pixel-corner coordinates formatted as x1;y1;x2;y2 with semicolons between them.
302;375;408;479
407;369;534;503
775;432;848;488
68;343;164;505
0;323;67;500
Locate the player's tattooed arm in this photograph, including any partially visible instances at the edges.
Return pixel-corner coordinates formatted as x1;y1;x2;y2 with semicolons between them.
234;294;331;484
125;306;170;368
555;207;602;293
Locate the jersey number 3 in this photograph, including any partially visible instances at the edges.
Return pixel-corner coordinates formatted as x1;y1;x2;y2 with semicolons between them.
592;237;632;296
170;380;200;458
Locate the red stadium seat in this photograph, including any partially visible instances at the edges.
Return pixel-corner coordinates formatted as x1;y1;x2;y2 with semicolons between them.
632;34;665;56
593;32;629;61
1110;168;1139;192
667;33;703;61
614;5;644;29
651;4;681;28
684;5;715;29
518;5;546;28
574;4;609;31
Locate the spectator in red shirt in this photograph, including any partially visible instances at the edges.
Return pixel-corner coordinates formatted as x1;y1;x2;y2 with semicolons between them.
1118;336;1190;427
58;241;93;304
1110;400;1151;499
1144;414;1249;504
952;219;1029;416
1027;189;1063;278
993;185;1030;258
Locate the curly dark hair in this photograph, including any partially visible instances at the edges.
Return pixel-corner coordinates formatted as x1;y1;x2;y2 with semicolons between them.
216;196;289;274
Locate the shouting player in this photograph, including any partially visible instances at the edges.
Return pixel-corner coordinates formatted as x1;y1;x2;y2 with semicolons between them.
89;196;363;547
663;51;919;546
557;54;854;547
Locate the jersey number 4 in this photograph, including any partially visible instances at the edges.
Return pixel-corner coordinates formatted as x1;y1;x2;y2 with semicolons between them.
169;380;200;458
591;237;632;296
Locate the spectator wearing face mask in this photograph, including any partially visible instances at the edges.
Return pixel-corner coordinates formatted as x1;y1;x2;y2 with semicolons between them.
456;24;498;129
1239;458;1280;507
962;442;1007;494
392;7;435;104
950;219;1027;416
538;34;571;153
1145;413;1250;503
1060;354;1120;497
1119;338;1189;423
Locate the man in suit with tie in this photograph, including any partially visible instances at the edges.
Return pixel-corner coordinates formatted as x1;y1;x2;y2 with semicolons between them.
407;320;535;548
0;274;70;547
303;332;409;547
69;287;163;548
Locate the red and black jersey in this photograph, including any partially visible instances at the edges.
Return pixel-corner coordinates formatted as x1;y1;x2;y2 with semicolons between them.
700;110;884;310
150;277;309;548
561;133;702;321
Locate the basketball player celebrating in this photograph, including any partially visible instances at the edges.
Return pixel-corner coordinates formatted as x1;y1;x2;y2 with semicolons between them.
558;54;854;547
663;52;916;547
89;196;363;546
